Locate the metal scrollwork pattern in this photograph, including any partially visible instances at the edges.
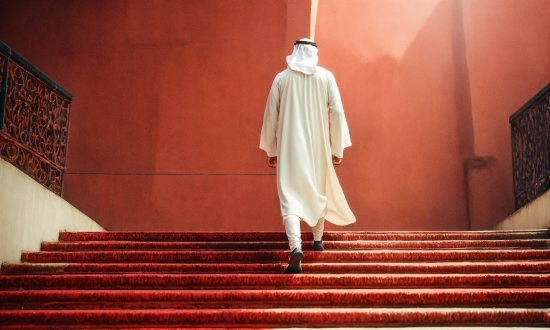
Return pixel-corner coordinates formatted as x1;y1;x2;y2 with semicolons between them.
0;134;63;192
3;61;70;167
0;56;70;195
510;85;550;209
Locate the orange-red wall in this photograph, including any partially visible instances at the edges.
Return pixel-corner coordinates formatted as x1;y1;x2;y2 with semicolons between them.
0;0;548;231
315;0;550;230
462;0;550;229
316;0;470;230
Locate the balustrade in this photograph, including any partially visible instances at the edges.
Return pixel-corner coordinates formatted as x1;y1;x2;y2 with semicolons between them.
510;83;550;209
0;41;72;195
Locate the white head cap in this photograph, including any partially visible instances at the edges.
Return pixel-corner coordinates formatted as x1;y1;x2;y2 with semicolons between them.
286;38;319;75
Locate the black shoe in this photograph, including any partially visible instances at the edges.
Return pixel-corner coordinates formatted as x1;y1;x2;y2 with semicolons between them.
284;247;303;274
313;240;324;251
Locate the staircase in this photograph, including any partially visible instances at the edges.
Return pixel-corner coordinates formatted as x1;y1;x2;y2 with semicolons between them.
1;230;549;328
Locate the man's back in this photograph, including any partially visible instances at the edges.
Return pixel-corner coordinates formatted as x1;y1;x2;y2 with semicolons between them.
259;38;354;273
261;65;353;227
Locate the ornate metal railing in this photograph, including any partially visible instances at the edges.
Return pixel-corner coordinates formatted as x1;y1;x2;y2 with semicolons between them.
510;82;550;210
0;41;72;195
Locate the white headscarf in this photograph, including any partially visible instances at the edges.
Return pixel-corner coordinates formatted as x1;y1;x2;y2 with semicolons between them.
286;38;319;75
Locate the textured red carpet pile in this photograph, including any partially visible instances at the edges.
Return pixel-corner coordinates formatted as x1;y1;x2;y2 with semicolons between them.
0;230;549;328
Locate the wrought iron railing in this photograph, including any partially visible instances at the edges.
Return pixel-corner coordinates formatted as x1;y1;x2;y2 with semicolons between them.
0;41;72;195
510;82;550;210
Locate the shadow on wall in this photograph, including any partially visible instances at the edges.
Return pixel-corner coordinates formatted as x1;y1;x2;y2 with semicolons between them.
319;0;478;231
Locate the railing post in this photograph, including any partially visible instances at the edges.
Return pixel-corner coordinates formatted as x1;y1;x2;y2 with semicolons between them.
509;83;550;209
0;49;7;130
0;40;73;195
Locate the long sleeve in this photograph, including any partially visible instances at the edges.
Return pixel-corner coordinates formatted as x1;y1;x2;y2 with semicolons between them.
327;74;351;158
259;75;281;157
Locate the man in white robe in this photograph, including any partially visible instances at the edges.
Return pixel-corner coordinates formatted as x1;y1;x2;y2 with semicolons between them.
260;38;355;273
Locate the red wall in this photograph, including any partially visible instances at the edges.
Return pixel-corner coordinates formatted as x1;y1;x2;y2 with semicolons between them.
462;0;550;229
316;0;470;230
0;0;548;231
315;0;550;231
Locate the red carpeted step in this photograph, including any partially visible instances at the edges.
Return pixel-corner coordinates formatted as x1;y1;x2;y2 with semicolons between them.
1;273;549;290
41;239;550;251
59;230;550;242
20;249;550;264
2;229;550;328
3;260;550;275
0;308;549;328
1;288;549;310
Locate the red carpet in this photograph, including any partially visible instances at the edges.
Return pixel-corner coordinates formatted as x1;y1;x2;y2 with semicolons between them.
1;230;549;328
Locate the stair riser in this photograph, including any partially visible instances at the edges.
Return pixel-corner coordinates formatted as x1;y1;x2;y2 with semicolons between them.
4;301;550;310
4;262;550;275
2;274;549;290
1;309;549;327
21;250;550;263
41;239;550;251
2;290;550;309
59;230;550;242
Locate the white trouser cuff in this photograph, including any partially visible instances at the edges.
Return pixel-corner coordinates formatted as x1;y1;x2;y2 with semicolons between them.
312;218;325;241
283;215;302;251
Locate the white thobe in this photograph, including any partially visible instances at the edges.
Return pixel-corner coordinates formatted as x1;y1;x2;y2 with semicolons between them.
260;67;356;227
